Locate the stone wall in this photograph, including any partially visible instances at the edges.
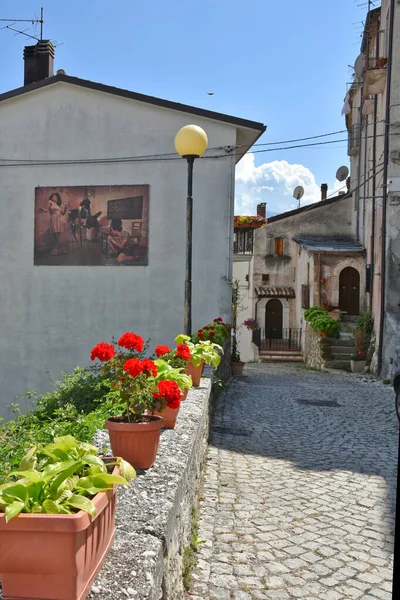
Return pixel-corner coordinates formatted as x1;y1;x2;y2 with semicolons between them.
88;355;229;600
303;323;324;370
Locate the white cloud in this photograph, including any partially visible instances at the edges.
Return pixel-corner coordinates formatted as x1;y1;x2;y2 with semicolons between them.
235;154;323;216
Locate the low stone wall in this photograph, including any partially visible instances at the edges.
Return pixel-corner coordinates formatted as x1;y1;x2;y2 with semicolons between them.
88;369;221;600
303;323;324;370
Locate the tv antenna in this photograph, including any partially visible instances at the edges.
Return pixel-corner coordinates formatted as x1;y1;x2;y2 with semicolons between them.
293;185;304;208
0;7;44;42
336;165;349;182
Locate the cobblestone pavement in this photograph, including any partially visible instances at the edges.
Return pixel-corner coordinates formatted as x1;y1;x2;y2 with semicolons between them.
189;363;398;600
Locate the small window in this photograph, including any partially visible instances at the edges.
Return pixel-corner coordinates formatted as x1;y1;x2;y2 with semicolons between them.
274;237;284;257
262;274;269;283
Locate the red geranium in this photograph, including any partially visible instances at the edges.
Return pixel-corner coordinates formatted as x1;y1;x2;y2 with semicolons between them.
153;380;182;409
118;332;144;353
209;331;215;337
141;359;158;377
176;343;191;361
155;345;171;357
198;332;205;339
91;342;116;362
213;317;223;323
123;357;144;378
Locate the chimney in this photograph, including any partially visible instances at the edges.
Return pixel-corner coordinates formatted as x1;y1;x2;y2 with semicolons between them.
257;202;266;218
321;183;328;201
23;40;55;86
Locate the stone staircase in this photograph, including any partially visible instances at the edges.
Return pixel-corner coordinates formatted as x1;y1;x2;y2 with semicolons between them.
260;349;304;363
324;317;356;370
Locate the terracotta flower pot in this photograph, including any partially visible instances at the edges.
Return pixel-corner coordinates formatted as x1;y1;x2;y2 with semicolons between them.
148;406;180;429
181;388;189;401
0;464;119;600
320;332;330;338
105;415;163;470
186;360;205;387
231;361;245;376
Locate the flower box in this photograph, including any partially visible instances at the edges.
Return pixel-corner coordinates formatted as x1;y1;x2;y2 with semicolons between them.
0;466;119;600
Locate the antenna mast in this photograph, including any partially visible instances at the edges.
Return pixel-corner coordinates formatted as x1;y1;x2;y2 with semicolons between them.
0;7;44;41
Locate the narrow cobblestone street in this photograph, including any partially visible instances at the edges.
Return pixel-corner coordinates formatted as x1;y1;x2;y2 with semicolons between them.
190;363;398;600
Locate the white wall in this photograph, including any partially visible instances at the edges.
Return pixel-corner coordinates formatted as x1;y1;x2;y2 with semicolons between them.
233;255;257;362
0;82;240;416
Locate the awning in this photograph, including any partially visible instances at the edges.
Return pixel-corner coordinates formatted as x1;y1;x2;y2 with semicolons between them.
255;286;295;298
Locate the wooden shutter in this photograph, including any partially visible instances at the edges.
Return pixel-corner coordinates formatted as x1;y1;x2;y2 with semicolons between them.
302;284;310;309
274;237;284;256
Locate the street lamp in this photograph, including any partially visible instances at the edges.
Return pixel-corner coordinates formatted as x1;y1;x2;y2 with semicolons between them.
175;124;208;336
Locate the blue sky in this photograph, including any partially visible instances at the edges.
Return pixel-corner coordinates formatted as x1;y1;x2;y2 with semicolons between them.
0;0;368;215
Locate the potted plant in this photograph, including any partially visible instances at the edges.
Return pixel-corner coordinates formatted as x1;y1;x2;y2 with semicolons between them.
193;319;230;346
175;334;223;386
243;318;259;331
0;435;135;600
91;332;182;469
154;343;193;400
151;359;193;428
350;351;367;373
231;337;245;375
304;307;339;338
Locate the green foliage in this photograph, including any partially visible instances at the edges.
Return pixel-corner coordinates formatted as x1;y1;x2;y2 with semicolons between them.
0;435;135;522
175;335;223;368
231;337;241;362
354;311;374;356
153;360;192;392
304;306;339;336
183;506;204;591
0;368;123;483
192;322;229;345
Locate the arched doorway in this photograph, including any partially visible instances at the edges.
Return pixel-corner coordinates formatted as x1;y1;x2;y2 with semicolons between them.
265;299;283;339
339;267;360;315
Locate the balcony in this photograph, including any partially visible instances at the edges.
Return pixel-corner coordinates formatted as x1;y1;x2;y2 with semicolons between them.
234;227;254;254
364;57;387;95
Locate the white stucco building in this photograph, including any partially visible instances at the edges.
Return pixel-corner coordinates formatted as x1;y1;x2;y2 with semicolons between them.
0;41;265;416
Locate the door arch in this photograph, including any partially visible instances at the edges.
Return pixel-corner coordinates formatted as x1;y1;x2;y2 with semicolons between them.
339;267;360;315
265;299;283;339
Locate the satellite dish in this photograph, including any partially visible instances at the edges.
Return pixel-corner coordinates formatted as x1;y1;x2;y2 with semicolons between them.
293;186;304;200
354;53;366;80
336;166;349;182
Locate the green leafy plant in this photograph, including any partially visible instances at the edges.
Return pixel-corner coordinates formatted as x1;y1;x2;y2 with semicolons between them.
304;307;339;336
353;311;373;358
153;360;193;393
91;332;184;422
175;334;223;368
193;318;230;345
0;435;135;522
231;337;241;362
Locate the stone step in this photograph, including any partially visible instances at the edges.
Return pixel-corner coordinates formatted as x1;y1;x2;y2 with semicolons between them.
328;338;355;347
260;350;303;356
331;353;353;361
326;360;351;370
328;345;355;355
261;355;303;363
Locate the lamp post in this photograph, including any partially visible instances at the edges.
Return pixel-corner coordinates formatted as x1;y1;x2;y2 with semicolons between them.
175;125;208;336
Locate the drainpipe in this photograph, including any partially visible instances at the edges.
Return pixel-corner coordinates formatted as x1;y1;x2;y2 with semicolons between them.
355;106;363;244
363;114;369;247
318;253;322;306
370;13;380;307
377;0;395;374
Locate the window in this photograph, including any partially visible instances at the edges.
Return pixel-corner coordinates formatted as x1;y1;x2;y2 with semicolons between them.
274;237;284;257
262;274;269;284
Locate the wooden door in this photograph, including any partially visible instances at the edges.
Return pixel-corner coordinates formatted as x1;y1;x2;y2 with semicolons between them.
339;267;360;315
265;299;283;339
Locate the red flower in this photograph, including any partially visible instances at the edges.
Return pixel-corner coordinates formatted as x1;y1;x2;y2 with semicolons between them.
198;332;205;339
209;331;215;337
213;317;223;322
141;359;158;377
155;345;171;357
153;380;181;408
209;325;215;330
123;358;143;377
118;332;144;353
176;343;191;361
91;342;116;362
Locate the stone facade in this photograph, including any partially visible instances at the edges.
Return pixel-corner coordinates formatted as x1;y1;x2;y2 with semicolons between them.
303;323;325;370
